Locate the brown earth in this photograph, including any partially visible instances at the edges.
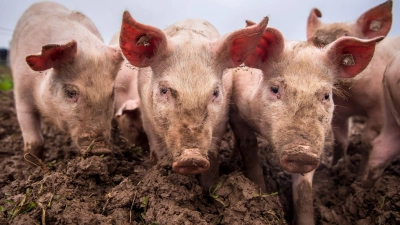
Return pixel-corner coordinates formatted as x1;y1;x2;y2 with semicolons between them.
0;85;399;224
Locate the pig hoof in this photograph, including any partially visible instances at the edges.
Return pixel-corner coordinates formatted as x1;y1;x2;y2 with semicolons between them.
280;152;319;174
172;157;210;175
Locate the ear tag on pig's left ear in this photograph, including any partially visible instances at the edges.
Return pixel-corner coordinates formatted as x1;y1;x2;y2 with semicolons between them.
341;54;355;66
137;35;152;47
369;20;382;32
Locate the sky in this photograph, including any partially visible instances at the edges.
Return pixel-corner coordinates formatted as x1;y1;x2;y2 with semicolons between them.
0;0;398;49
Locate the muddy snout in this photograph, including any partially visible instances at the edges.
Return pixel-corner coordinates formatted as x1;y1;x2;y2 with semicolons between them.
76;133;112;156
172;149;210;175
280;145;320;174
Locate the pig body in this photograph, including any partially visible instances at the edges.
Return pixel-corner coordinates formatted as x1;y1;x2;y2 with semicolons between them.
119;11;267;189
230;22;382;224
307;0;400;176
363;53;400;187
109;32;148;151
10;2;123;158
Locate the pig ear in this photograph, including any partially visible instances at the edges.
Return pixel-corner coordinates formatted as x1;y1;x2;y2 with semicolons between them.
107;45;124;79
245;27;284;69
119;11;168;67
307;8;322;40
356;0;392;39
115;99;140;117
325;36;384;78
26;40;77;71
213;17;269;68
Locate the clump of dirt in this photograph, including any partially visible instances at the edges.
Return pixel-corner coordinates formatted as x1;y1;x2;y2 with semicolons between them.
1;85;400;224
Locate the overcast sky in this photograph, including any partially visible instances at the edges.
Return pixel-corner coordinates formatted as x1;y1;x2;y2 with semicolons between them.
0;0;398;49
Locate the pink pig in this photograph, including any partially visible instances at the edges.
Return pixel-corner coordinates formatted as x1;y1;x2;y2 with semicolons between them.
231;20;382;224
119;11;268;189
10;2;123;158
363;53;400;187
109;32;148;151
306;1;400;178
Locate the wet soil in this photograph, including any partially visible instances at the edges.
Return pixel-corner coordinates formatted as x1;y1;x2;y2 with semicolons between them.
0;88;399;225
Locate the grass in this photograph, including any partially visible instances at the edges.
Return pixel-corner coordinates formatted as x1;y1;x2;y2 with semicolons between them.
209;179;226;207
0;65;13;91
7;188;36;223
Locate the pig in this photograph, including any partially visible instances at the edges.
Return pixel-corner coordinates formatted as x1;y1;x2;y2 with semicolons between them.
362;53;400;188
306;0;400;178
109;32;149;152
10;2;123;159
231;20;382;224
119;11;268;189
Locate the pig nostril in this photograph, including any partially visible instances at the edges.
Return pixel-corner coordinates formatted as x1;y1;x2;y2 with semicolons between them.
280;153;319;174
172;157;210;175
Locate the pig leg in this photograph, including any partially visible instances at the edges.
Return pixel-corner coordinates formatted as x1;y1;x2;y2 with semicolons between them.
361;95;400;188
332;116;349;166
230;118;266;192
200;142;220;193
16;109;44;158
292;170;315;225
361;126;400;188
357;113;381;176
142;116;166;164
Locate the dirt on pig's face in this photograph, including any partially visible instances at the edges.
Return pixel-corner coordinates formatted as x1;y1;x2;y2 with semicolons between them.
143;44;229;175
40;46;123;155
258;42;336;174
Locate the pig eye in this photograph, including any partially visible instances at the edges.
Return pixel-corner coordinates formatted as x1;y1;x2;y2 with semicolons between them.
64;86;79;103
324;93;330;100
270;86;279;94
160;87;168;95
213;89;219;98
66;90;77;98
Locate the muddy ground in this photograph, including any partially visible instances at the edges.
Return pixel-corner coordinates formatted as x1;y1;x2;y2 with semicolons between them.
0;82;399;224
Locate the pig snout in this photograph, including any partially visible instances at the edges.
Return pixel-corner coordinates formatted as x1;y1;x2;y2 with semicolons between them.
172;149;210;175
280;145;320;174
75;131;112;156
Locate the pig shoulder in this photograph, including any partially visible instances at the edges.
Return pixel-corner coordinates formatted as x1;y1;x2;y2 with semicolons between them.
383;53;400;125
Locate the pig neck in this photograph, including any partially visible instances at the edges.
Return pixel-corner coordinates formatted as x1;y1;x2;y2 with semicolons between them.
333;36;400;117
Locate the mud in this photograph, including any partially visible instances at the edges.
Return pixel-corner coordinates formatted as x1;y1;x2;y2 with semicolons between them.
0;85;399;224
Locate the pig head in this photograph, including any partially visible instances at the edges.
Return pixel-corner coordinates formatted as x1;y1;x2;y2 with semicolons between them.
307;0;392;46
10;2;123;158
119;11;268;180
241;22;383;175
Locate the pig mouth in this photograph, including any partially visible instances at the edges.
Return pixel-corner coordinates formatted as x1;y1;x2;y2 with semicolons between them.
279;148;320;174
78;140;113;157
172;149;210;175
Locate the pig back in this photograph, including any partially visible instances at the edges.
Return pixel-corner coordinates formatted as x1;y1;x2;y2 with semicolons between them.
163;19;220;40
